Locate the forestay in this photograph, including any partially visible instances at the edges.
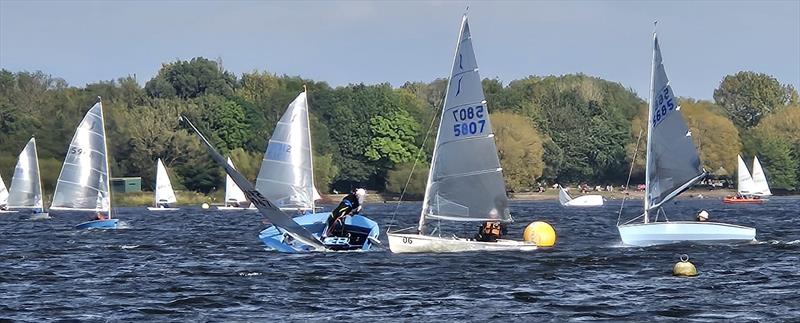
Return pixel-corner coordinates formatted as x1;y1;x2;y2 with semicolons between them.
419;15;510;227
51;101;112;213
225;157;248;205
751;156;771;196
255;91;321;210
155;158;178;204
644;33;705;218
7;137;43;210
736;154;755;195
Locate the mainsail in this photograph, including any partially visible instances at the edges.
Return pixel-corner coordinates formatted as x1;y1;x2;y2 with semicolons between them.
736;154;755;195
643;31;705;221
225;157;248;206
0;173;8;208
154;158;178;205
751;156;772;196
558;185;572;205
7;137;44;210
255;91;321;210
50;100;112;215
418;15;510;231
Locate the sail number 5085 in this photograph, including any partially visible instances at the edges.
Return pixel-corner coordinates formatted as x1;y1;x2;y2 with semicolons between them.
453;105;486;137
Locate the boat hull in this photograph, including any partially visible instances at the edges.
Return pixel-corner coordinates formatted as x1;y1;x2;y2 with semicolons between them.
258;212;379;253
564;195;604;207
618;221;756;246
146;207;180;211
75;219;119;229
723;196;767;204
387;233;539;253
216;206;256;211
29;213;51;220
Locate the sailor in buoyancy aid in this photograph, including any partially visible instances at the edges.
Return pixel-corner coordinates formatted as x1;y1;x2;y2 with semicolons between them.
325;188;366;237
476;221;507;242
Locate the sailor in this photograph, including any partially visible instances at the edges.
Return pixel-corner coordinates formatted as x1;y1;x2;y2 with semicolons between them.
475;221;507;242
158;199;170;208
94;212;107;221
325;188;366;237
696;210;709;222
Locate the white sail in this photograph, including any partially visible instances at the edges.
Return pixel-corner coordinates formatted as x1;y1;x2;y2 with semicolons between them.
7;137;44;210
736;154;755;195
225;157;248;206
255;91;320;210
154;158;178;205
418;15;510;231
51;100;112;215
0;173;8;208
751;156;772;196
558;185;572;205
643;31;704;222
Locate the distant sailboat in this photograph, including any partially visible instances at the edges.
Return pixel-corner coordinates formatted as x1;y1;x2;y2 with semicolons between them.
51;98;118;229
387;14;541;253
558;185;604;207
724;155;770;204
617;25;755;246
7;137;46;217
216;157;254;210
0;169;10;213
147;158;179;211
256;89;379;252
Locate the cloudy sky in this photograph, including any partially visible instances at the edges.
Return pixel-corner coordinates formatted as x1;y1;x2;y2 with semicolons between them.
1;0;798;100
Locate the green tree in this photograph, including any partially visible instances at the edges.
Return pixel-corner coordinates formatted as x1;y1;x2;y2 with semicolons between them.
681;99;742;175
385;162;429;196
145;57;236;99
492;112;545;191
313;153;339;193
364;109;420;165
713;71;797;129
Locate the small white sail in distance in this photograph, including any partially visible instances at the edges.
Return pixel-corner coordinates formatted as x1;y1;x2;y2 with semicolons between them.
736;154;755;195
7;137;44;210
225;157;248;206
154;158;178;205
751;155;771;196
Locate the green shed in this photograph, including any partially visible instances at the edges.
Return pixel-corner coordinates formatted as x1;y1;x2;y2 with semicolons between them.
111;177;142;193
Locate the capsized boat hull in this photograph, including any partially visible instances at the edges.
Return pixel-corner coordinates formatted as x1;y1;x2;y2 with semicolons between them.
387;233;539;253
723;196;767;204
563;195;604;207
258;212;379;253
618;221;756;246
146;207;180;211
75;219;119;229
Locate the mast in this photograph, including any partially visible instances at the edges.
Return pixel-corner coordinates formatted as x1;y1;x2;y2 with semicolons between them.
154;159;159;208
99;97;113;219
643;22;657;224
304;84;316;212
32;137;44;212
417;14;468;234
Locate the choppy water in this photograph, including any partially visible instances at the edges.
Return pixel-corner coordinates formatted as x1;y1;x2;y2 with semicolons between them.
0;198;798;321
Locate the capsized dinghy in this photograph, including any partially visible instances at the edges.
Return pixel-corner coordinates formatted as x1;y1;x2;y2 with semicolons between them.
617;25;755;246
558;185;603;207
182;115;378;253
50;98;118;229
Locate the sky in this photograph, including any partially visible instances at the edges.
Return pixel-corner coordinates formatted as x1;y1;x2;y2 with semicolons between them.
1;0;798;100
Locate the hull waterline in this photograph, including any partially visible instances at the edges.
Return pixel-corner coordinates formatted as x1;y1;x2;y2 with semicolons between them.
387;233;539;253
618;221;755;247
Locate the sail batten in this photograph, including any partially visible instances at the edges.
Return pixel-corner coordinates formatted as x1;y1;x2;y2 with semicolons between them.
255;91;320;211
7;138;44;210
418;15;510;230
50;101;112;215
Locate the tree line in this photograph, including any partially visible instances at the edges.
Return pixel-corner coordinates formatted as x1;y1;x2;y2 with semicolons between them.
0;58;797;200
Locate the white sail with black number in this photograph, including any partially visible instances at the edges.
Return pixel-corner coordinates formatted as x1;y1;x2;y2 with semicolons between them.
736;154;755;195
50;101;112;214
225;157;248;206
751;156;771;196
7;137;44;210
255;91;321;211
154;158;178;205
418;15;510;230
643;32;705;220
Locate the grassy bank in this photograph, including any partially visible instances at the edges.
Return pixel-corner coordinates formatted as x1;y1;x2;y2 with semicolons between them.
113;191;221;207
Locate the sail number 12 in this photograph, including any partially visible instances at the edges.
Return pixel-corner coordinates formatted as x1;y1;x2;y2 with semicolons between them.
452;105;486;137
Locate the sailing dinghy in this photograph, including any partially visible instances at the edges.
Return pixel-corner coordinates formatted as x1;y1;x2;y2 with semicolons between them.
558;185;603;207
0;168;11;213
724;155;770;204
51;98;118;229
255;90;379;252
183;116;377;253
617;26;755;246
216;157;255;210
7;137;47;218
387;14;541;253
147;158;180;211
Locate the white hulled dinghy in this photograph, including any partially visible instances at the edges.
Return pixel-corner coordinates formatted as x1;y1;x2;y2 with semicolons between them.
617;26;755;246
7;137;47;218
147;158;179;211
216;157;255;210
182;116;376;253
51;98;118;229
387;14;542;253
558;185;603;207
254;90;378;252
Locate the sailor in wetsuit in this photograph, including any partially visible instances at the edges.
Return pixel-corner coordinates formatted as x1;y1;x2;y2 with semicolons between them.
325;188;366;237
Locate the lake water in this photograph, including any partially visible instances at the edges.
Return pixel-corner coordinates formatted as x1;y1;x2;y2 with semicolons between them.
0;198;798;321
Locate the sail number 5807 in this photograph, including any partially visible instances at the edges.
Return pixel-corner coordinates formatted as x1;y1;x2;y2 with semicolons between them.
452;105;486;137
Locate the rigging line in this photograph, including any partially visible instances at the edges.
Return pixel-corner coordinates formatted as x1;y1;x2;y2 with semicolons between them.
618;128;644;226
387;91;444;233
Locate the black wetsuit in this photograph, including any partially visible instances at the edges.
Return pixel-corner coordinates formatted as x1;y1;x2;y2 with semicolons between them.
326;193;361;236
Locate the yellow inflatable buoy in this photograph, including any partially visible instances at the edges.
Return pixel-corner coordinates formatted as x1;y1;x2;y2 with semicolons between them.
673;254;698;277
201;203;210;210
523;221;556;247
